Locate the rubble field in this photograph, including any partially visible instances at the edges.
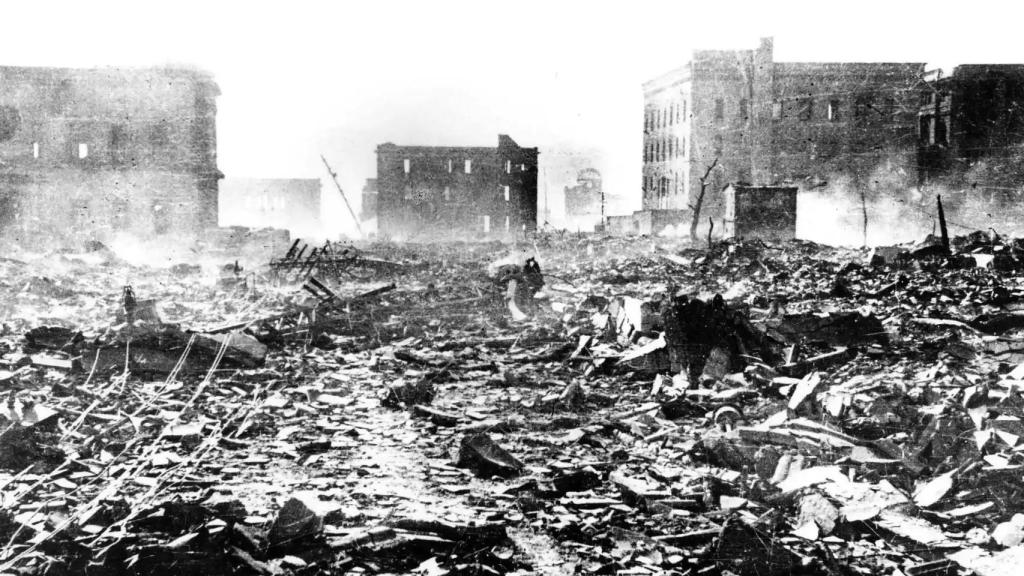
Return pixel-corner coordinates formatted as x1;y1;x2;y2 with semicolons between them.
3;231;1024;576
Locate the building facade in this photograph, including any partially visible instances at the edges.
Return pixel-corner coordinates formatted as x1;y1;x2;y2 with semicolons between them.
375;134;538;241
219;178;322;238
918;64;1024;193
642;38;924;220
0;66;221;244
360;178;378;223
564;168;602;230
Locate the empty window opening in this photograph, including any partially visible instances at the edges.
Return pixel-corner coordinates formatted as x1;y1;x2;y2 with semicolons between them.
854;95;874;122
0;105;21;142
883;96;896;117
520;164;525;171
464;159;472;174
78;143;89;159
772;101;783;119
503;185;510;202
444;186;450;201
505;160;511;173
798;97;813;121
828;100;840;121
483;214;490;233
32;142;39;159
936;118;948;146
447;159;453;173
403;158;410;174
505;216;510;232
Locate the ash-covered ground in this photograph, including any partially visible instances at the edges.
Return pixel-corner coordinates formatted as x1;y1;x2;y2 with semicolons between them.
1;231;1023;576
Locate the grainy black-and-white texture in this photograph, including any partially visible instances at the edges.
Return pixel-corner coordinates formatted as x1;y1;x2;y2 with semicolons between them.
2;4;1024;576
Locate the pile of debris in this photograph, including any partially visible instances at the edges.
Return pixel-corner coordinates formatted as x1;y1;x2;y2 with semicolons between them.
2;231;1024;575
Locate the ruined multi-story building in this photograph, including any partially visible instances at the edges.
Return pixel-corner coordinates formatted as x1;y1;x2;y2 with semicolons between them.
564;168;602;230
360;178;378;223
918;64;1024;192
0;66;220;243
219;178;322;238
642;38;924;222
375;135;538;240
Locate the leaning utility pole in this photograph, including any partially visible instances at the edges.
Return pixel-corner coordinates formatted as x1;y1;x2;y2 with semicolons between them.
320;155;363;237
937;195;950;254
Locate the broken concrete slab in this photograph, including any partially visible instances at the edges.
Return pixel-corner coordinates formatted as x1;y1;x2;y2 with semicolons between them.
768;310;887;347
457;434;523;478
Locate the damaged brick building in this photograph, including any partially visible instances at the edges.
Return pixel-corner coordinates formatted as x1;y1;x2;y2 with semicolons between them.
0;65;221;243
640;37;924;228
918;64;1024;194
360;178;378;224
375;135;538;240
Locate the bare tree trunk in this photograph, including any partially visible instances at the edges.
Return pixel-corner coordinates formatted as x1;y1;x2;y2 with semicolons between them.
860;187;868;248
689;158;719;242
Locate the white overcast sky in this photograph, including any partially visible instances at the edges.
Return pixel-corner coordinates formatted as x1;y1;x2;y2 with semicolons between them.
4;1;1024;236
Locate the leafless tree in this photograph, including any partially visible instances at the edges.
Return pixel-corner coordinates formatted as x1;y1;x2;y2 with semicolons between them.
689;158;719;243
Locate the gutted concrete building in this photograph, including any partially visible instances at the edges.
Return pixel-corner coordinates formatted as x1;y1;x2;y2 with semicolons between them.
375;135;538;241
641;38;924;223
360;178;378;223
218;178;322;238
918;65;1024;192
0;66;221;244
564;168;602;231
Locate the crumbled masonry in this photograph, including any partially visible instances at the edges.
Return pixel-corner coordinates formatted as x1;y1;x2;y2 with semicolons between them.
3;231;1024;575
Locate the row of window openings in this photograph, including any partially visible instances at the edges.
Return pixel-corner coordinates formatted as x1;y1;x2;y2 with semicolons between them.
23;142;90;159
711;96;896;122
412;185;512;202
644;174;686;196
645;136;686;162
27;139;172;161
481;215;520;234
920;115;949;146
403;159;527;175
645;100;688;131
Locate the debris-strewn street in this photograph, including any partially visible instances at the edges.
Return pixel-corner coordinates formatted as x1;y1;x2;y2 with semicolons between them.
3;232;1024;576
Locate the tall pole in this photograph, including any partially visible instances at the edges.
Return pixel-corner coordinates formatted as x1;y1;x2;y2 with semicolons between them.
543;168;549;226
937;195;950;254
320;154;363;238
